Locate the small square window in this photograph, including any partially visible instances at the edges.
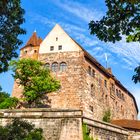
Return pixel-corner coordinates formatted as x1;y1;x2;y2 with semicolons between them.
58;45;62;50
50;46;54;51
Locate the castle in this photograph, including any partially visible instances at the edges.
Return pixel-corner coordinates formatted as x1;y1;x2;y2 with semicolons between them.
12;24;138;121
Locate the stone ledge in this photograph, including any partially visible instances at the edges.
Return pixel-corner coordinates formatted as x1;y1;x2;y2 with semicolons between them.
83;117;129;135
0;108;83;118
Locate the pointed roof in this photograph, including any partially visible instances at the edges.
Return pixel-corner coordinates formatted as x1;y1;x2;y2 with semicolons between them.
21;31;42;50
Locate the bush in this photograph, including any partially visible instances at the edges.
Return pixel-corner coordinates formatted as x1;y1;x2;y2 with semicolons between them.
102;109;111;123
0;91;19;109
0;118;44;140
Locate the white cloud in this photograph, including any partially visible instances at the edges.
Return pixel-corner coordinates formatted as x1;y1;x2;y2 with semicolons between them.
105;37;140;69
54;0;103;22
30;12;99;48
30;10;140;71
29;13;56;27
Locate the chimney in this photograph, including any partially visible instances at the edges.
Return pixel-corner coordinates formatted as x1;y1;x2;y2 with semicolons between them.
107;67;112;74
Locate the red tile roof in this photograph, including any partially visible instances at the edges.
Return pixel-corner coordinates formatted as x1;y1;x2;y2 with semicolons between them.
111;120;140;130
21;32;42;50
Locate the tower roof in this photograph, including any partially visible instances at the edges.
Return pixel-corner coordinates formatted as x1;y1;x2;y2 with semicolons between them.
21;31;42;50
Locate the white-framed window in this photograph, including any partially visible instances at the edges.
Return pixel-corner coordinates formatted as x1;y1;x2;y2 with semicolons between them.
58;45;62;50
51;62;58;72
60;62;67;72
50;46;54;51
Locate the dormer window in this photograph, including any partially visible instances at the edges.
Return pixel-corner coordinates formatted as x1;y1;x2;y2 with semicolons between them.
58;45;62;50
50;46;54;51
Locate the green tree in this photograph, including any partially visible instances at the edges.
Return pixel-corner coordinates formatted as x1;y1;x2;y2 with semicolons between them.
0;0;25;73
132;65;140;84
0;118;44;140
10;58;60;107
89;0;140;83
0;88;18;109
89;0;140;43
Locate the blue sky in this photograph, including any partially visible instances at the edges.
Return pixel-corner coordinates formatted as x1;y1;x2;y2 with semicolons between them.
0;0;140;117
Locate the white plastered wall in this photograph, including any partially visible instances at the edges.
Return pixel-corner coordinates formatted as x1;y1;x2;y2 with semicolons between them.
39;24;82;54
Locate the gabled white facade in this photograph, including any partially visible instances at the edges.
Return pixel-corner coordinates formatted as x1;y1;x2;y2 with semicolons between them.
39;24;82;54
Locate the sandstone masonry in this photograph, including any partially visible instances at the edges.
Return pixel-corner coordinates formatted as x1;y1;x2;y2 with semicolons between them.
0;108;129;140
12;24;138;121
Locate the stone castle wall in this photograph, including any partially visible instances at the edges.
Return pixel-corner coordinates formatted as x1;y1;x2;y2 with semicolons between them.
82;56;137;120
39;51;137;120
0;109;129;140
12;24;138;121
12;49;138;121
39;51;85;110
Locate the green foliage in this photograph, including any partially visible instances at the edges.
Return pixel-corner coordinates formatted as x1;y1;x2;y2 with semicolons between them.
10;58;60;107
82;123;94;140
127;27;140;42
0;90;19;109
132;65;140;84
89;0;140;43
0;118;44;140
102;109;111;123
0;0;26;73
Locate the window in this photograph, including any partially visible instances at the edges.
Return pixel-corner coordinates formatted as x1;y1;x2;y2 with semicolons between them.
92;69;95;77
132;115;135;120
116;89;118;96
51;62;58;72
25;50;27;54
98;77;102;87
50;46;54;51
121;105;124;115
111;83;115;92
104;80;107;87
88;66;91;75
58;45;62;50
34;50;37;53
91;84;95;96
60;62;67;72
44;63;50;69
105;95;108;103
89;106;93;112
56;37;58;41
118;90;121;98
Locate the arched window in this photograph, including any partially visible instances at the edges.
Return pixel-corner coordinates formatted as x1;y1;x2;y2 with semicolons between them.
60;62;67;72
44;63;50;69
51;62;58;72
